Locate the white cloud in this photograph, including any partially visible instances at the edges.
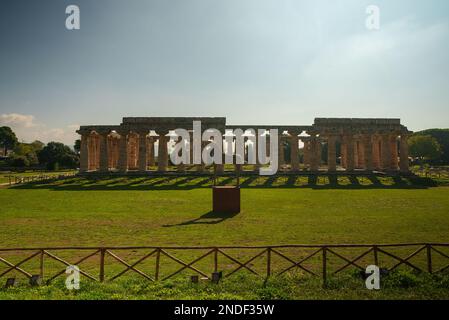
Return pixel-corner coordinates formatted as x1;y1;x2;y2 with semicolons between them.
0;113;37;128
0;113;79;146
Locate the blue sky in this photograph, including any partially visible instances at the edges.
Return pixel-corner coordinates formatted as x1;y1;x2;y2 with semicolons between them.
0;0;448;145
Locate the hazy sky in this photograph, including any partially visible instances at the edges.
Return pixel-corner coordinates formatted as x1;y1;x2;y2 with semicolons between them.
0;0;448;145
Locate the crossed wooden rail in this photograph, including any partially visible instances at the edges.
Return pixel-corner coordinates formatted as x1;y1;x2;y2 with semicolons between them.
1;243;448;286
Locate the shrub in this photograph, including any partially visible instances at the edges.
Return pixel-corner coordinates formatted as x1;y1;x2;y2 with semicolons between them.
8;155;30;167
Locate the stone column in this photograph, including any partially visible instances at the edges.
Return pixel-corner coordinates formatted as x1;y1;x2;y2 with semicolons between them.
315;140;321;168
343;135;354;171
176;137;186;172
265;133;271;158
372;136;381;170
189;131;194;169
340;142;347;169
302;140;310;168
309;137;319;171
399;134;410;173
278;135;285;170
264;134;271;169
147;137;155;167
107;138;114;169
79;134;89;173
289;132;300;171
390;135;399;171
117;131;129;172
358;140;365;169
157;131;169;172
112;138;119;169
327;136;337;172
99;133;109;172
380;134;391;171
88;135;99;171
253;142;261;172
138;131;148;172
214;135;224;174
197;141;207;172
362;134;374;171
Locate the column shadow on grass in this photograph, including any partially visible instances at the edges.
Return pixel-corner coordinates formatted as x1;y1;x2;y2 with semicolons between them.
9;174;436;191
163;210;239;227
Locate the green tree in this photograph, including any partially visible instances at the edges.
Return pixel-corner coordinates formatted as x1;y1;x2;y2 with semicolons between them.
13;142;39;166
9;155;30;168
30;140;45;152
408;135;442;162
0;126;18;156
37;142;79;170
74;139;81;154
414;129;449;164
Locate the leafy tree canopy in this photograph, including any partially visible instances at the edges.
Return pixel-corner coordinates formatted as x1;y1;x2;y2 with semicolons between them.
0;126;18;155
408;135;442;162
413;129;449;164
37;142;79;170
74;139;81;154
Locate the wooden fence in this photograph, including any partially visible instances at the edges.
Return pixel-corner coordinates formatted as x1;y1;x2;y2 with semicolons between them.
1;243;449;286
4;172;76;186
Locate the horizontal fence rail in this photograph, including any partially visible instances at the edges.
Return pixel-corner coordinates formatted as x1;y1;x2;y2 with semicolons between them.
1;243;449;287
4;173;76;186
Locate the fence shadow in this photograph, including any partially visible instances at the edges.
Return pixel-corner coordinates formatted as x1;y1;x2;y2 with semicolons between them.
9;174;436;191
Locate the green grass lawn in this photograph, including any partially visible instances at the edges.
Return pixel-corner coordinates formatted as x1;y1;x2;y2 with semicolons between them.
0;175;448;299
1;176;448;247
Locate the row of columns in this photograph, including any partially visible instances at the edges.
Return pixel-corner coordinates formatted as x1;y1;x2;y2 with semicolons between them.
80;130;410;173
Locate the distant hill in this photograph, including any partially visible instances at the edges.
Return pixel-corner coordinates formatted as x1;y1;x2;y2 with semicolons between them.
413;129;449;164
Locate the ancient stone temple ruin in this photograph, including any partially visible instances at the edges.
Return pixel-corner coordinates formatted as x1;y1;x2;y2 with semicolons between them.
77;117;411;174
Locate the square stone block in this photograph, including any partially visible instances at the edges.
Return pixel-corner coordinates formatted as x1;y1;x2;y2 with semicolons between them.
212;186;240;213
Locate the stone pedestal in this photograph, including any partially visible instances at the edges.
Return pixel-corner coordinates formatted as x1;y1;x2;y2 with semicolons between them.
212;186;240;213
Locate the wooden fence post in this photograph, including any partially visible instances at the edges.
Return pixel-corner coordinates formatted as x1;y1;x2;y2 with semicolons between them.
426;244;432;274
266;247;272;278
155;248;161;281
373;246;379;266
214;248;218;273
322;247;327;288
39;249;44;280
99;248;106;282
